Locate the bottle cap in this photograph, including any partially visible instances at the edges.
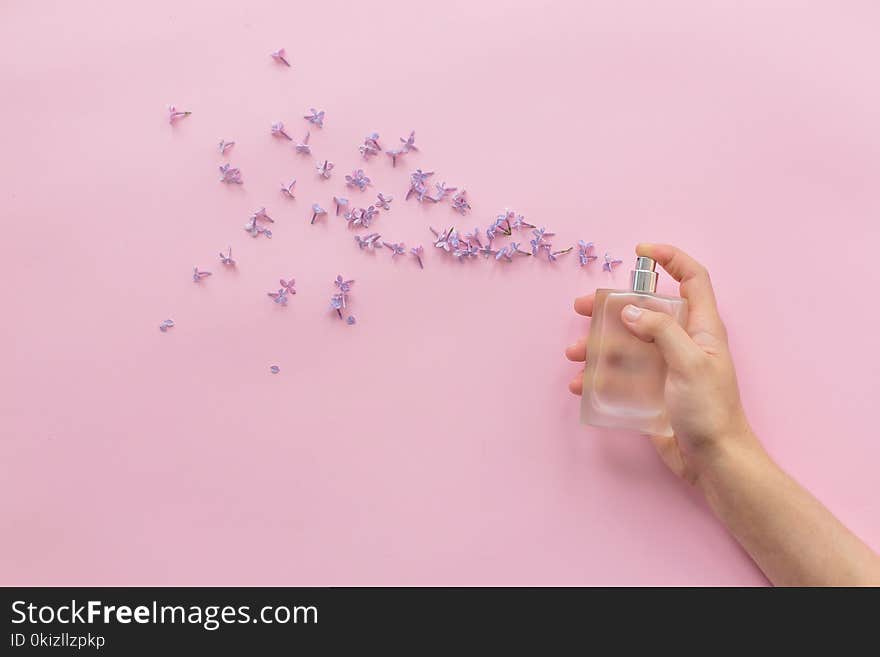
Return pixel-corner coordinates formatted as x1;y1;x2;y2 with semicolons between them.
630;256;658;293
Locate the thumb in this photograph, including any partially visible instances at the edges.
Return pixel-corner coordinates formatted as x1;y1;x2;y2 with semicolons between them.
620;304;701;372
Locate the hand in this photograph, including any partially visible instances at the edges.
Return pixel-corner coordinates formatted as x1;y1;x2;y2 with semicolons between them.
566;243;756;483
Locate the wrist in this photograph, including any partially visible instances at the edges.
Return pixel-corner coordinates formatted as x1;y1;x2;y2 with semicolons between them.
691;427;768;493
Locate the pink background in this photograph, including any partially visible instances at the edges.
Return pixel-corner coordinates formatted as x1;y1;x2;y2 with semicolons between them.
2;1;879;586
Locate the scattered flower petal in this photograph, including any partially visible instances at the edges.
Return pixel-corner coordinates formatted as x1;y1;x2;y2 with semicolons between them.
159;319;175;332
451;190;471;215
219;246;235;266
271;48;291;67
345;168;371;191
355;233;383;250
219;163;243;184
578;240;598;267
280;179;296;198
375;192;393;210
316;160;334;179
271;121;292;140
400;130;418;152
359;132;382;159
311;203;327;224
270;364;281;373
428;181;457;203
410;245;424;269
294;131;311;155
218;139;235;154
333;196;349;215
304;108;325;128
382;241;406;258
603;252;623;272
406;169;434;202
168;105;191;124
386;148;403;167
192;266;212;282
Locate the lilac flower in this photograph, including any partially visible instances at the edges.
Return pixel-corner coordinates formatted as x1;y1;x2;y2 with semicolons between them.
268;288;289;305
271;121;292;140
486;215;509;241
496;210;516;234
359;205;379;227
375;192;393;210
252;207;274;223
270;365;281;374
345;169;371;191
244;209;273;238
333;196;349;216
168;105;191;124
218;140;235;154
451;190;471;215
159;319;175;332
494;245;512;262
280;179;296;198
311;203;327;224
331;275;355;318
577;240;598;267
530;227;556;255
355;233;383;250
343;207;364;226
219;163;243;184
603;252;623;272
546;246;573;262
464;227;483;247
219;246;235;266
192;266;212;282
430;226;455;252
510;241;531;256
428;181;457;203
346;316;356;325
330;294;344;316
406;169;434;202
455;242;480;260
316;160;334;179
410;245;424;269
400;130;418;152
268;278;296;305
478;243;495;258
382;241;406;258
359;132;382;159
334;275;355;295
304;108;325;128
243;216;272;238
271;48;291;67
386;148;403;167
294;132;311;155
510;213;535;231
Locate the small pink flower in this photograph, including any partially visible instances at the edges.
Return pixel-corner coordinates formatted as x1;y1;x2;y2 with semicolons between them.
304;108;325;128
280;179;296;198
168;105;191;124
271;48;291;67
294;131;311;155
271;121;292;140
316;160;334;179
219;163;243;184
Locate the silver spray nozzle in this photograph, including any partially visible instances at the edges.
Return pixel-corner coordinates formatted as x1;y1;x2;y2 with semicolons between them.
630;256;658;293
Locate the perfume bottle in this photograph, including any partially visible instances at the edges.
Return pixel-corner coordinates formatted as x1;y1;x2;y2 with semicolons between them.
581;256;687;437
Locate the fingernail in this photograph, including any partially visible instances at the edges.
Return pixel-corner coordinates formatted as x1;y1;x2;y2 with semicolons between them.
567;342;579;352
622;305;642;321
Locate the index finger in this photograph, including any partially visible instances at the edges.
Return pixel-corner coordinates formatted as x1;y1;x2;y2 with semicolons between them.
635;243;725;338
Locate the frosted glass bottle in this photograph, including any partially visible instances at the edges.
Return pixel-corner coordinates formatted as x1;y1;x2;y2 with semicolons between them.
580;257;687;437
